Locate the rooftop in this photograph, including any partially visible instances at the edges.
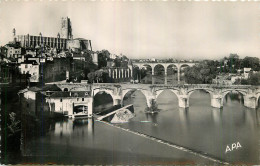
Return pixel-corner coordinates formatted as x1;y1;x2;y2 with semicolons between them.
27;84;62;92
50;91;91;98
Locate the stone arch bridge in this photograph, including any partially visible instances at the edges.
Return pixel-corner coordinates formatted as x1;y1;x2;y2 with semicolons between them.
132;62;196;82
50;83;260;117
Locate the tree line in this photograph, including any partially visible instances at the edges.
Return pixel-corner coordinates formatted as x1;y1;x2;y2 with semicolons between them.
183;54;260;85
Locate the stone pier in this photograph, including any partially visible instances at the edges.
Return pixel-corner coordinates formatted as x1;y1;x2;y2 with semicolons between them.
244;95;258;109
178;95;189;108
210;94;224;108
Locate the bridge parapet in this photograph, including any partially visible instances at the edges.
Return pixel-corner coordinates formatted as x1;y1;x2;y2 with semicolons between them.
92;83;257;88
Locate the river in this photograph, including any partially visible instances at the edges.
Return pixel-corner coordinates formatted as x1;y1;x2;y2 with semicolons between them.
2;84;260;164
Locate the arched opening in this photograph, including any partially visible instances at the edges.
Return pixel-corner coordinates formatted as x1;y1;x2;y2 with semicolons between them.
153;64;165;84
166;64;178;84
63;88;68;92
133;66;140;81
189;89;211;107
179;64;190;83
122;89;148;114
223;90;244;107
93;91;114;114
156;89;179;110
140;65;152;84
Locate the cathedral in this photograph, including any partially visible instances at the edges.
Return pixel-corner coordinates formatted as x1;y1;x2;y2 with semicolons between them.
15;17;85;50
13;17;98;64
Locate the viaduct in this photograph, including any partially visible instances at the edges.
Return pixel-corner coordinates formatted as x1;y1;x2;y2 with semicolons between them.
105;62;196;82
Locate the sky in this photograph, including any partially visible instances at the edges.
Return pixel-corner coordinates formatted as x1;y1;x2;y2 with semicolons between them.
0;1;260;60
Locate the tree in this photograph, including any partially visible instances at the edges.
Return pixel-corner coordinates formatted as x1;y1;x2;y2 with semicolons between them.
145;99;159;113
8;112;21;137
97;50;110;69
228;54;240;73
242;56;260;71
114;57;121;67
114;56;128;68
87;69;110;83
183;60;218;84
87;72;96;83
233;73;260;85
133;67;140;80
248;72;260;85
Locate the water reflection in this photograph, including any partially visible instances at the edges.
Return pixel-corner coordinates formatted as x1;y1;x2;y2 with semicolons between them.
256;110;260;126
145;113;158;125
179;108;189;124
54;120;73;136
211;108;223;125
244;108;257;130
178;108;190;133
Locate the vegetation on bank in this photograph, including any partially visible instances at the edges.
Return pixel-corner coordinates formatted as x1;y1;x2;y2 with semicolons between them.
182;54;260;84
233;72;260;85
145;99;159;113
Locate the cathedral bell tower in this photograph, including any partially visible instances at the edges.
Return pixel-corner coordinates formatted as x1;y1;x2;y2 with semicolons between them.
13;28;16;42
60;17;73;39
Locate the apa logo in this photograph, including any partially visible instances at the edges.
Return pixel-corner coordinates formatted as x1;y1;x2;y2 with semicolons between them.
225;142;242;153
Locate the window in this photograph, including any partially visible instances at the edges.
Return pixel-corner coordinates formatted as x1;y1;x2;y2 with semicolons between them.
82;98;84;101
25;64;28;68
77;98;79;101
60;98;62;102
27;103;29;108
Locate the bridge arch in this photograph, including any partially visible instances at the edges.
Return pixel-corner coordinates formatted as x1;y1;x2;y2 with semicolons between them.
155;89;179;99
141;64;152;69
187;88;214;98
221;89;248;98
93;88;116;103
154;64;165;75
179;63;195;68
121;88;153;107
93;88;114;98
166;64;178;71
141;64;152;74
187;89;212;107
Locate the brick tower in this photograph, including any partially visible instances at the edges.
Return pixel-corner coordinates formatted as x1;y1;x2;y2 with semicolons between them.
60;17;73;39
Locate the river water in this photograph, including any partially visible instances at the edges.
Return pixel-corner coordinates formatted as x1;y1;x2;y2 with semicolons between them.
121;90;260;164
3;84;260;164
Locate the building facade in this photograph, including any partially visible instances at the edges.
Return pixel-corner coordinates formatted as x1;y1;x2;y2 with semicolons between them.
16;17;73;49
5;43;22;59
17;34;67;50
18;60;40;82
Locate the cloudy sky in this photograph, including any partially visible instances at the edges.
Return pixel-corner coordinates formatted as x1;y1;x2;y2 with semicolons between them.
0;1;260;60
